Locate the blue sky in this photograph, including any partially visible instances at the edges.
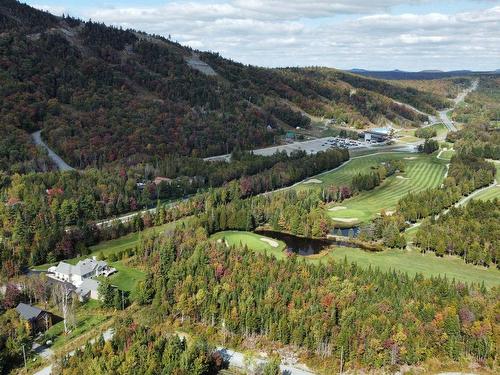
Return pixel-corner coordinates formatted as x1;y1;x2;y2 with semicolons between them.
26;0;500;71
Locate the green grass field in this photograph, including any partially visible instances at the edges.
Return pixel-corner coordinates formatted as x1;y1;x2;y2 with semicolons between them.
427;123;448;138
439;149;455;160
104;261;146;294
213;231;499;288
211;231;287;259
473;185;500;201
313;247;499;288
298;152;447;225
40;300;111;350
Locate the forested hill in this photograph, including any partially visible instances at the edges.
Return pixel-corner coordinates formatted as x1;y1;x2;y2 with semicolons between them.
0;0;448;170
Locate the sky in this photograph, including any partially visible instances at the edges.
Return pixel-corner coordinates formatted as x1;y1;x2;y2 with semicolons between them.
25;0;500;71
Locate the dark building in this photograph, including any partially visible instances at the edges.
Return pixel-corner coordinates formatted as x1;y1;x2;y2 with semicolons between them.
16;303;52;334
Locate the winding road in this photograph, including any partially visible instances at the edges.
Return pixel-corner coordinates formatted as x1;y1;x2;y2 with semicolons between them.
32;131;75;171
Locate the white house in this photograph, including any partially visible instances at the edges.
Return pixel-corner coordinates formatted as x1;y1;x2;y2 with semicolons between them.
48;257;115;287
74;279;101;301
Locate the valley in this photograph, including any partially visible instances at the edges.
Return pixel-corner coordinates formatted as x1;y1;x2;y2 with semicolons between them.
0;2;499;375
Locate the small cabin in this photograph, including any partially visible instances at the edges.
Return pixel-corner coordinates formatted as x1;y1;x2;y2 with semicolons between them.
16;303;52;334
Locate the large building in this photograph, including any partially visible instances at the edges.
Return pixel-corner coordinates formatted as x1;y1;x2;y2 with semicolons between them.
49;258;113;287
364;127;393;142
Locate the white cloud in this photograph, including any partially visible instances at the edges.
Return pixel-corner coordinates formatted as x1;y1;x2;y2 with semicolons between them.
32;1;500;70
31;3;67;15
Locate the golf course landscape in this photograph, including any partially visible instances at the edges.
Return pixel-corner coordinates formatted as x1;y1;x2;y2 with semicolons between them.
209;230;499;288
297;151;448;225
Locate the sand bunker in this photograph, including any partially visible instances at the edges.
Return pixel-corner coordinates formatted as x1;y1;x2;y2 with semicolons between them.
329;206;347;212
331;217;359;223
396;176;410;180
216;238;229;247
303;179;322;184
404;157;417;160
260;237;279;248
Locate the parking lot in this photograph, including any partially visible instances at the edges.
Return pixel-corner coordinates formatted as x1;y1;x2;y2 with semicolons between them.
204;136;386;161
248;137;377;156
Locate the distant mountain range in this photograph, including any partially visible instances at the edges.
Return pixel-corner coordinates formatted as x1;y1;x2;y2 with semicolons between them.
349;69;500;80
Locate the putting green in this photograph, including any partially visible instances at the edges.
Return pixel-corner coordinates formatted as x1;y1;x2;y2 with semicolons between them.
211;231;287;258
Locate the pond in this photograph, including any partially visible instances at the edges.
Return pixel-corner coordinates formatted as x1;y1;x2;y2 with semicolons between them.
254;230;362;256
331;227;360;238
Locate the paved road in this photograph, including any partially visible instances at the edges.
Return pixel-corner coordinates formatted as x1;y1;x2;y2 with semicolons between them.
454;179;498;208
439;79;479;132
32;131;74;171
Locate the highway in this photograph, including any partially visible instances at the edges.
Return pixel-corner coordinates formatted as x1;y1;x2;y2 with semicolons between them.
439;79;479;131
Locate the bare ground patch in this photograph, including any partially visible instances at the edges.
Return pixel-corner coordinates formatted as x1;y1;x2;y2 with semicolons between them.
329;206;347;211
260;238;279;248
331;217;359;223
302;178;322;184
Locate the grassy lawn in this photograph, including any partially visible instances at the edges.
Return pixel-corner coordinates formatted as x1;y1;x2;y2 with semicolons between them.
439;149;455;160
473;185;500;201
311;247;500;288
427;123;448;138
104;261;146;295
40;300;111;350
296;152;419;189
297;152;447;225
211;231;287;259
214;231;499;288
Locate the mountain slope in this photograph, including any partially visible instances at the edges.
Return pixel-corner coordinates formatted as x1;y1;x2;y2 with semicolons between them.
0;0;449;169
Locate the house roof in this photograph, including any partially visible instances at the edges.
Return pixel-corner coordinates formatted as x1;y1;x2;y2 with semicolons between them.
53;261;72;275
16;303;44;321
75;279;100;296
73;259;98;276
53;259;107;277
366;127;392;136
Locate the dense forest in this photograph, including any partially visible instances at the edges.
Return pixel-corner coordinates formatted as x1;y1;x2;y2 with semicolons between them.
58;322;225;375
415;199;499;266
128;225;496;371
0;148;348;277
0;0;449;170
